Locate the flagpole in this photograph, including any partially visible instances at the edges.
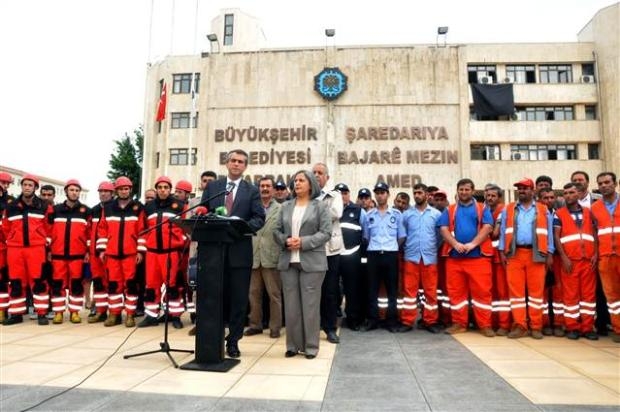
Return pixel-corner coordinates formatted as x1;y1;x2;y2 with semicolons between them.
141;0;155;199
186;0;199;186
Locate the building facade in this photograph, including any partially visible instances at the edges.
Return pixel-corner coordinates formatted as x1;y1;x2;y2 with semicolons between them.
142;5;619;201
0;166;90;203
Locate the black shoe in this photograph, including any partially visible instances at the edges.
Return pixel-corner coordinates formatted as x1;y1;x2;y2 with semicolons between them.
171;317;183;329
3;315;23;325
226;343;241;358
424;323;442;334
243;328;263;336
395;324;413;333
134;309;145;318
326;331;340;344
285;350;297;358
137;316;159;328
348;323;361;331
566;330;580;340
583;331;599;341
386;324;401;333
361;320;378;332
37;314;49;325
305;354;316;359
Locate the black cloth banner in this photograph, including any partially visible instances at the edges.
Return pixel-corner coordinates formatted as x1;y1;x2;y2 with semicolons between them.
471;83;515;116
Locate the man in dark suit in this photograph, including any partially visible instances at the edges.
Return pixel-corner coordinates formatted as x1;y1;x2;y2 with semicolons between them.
201;149;265;358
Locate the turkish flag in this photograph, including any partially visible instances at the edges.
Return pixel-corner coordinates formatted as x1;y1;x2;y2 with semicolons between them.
155;82;167;121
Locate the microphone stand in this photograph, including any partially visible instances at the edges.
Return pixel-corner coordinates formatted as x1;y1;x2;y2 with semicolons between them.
124;188;232;368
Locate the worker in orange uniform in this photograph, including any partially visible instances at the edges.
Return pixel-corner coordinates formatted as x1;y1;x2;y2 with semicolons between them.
138;176;188;329
591;172;620;343
2;174;53;325
484;184;511;336
96;176;146;327
86;181;115;322
0;172;15;322
48;180;91;324
439;178;494;337
553;182;598;340
538;187;565;336
499;178;554;339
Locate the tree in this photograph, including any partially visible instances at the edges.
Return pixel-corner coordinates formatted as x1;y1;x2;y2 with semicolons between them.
107;126;144;198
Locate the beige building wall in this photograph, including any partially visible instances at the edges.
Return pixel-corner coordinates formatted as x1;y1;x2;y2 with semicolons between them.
143;6;619;202
578;2;620;174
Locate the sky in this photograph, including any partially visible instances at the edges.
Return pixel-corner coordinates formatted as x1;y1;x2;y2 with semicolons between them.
0;0;615;204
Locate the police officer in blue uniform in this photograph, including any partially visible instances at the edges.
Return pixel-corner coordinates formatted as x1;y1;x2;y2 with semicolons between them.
362;183;406;332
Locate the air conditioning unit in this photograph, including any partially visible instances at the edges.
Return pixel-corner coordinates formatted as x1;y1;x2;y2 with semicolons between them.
503;77;514;84
511;152;522;160
580;75;595;83
478;75;493;84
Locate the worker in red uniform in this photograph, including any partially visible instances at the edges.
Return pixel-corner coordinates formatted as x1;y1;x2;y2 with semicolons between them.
96;176;146;327
2;174;53;325
499;178;554;339
485;184;511;335
86;181;115;322
553;182;598;340
439;178;494;336
591;172;620;343
138;176;187;329
49;179;91;324
0;172;15;323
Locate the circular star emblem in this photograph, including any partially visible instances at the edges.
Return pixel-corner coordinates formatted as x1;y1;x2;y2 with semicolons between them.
314;67;348;101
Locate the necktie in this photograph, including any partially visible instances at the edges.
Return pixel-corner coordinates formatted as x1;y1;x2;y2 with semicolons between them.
225;182;235;214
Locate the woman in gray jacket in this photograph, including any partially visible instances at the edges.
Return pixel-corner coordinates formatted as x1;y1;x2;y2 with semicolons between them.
274;170;332;359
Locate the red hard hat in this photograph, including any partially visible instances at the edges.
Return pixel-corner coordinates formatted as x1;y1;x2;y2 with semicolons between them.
155;176;172;187
0;172;13;183
98;181;114;192
175;179;193;193
21;173;40;187
114;176;133;189
64;179;82;190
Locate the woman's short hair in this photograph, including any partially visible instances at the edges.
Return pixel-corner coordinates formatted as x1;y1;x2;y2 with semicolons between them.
289;170;322;199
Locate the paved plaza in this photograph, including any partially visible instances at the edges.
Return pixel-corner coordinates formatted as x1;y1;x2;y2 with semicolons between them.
1;311;618;411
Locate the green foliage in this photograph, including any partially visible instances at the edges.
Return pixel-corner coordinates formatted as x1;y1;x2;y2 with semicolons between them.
107;126;144;197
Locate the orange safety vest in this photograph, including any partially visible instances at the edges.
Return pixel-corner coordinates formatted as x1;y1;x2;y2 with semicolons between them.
503;202;548;257
555;206;595;260
591;196;620;257
441;202;492;257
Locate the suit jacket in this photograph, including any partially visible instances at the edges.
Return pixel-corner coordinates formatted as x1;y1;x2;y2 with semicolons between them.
202;177;265;268
252;199;282;269
274;198;332;273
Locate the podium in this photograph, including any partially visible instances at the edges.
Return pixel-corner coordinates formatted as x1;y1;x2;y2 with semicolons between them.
174;215;254;372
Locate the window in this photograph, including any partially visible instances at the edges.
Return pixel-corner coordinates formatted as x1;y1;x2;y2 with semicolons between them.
172;73;200;94
521;106;573;121
585;105;597;120
467;65;497;84
224;13;234;46
505;65;536;83
581;63;595;77
588;144;600;160
539;64;573;84
510;144;576;161
169;148;198;166
470;144;501;160
156;152;160;168
171;112;198;129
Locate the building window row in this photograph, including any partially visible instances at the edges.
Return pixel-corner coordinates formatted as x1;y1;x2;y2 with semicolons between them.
173;73;200;94
169;148;198;165
468;63;595;84
171;112;198;129
471;143;600;161
470;104;596;121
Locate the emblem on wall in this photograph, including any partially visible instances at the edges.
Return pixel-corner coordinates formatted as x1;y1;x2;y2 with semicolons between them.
314;67;348;101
